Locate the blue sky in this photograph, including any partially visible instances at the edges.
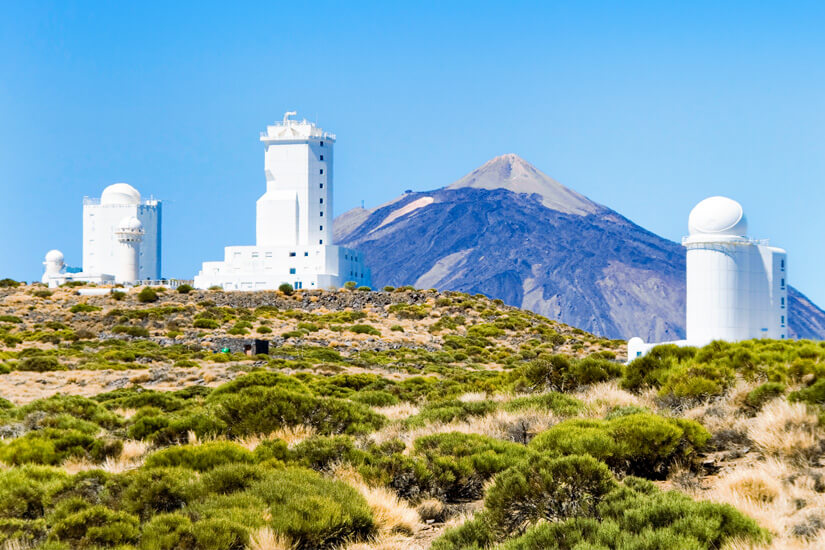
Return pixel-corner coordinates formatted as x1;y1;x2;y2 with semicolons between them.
2;2;825;305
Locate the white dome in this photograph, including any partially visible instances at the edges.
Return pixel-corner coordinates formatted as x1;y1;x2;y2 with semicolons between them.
45;249;64;263
688;196;748;237
100;183;141;206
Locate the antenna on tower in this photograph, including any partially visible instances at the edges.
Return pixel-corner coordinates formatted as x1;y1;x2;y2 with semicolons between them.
283;111;297;124
361;200;365;209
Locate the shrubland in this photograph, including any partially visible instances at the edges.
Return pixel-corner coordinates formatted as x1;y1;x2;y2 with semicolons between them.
0;284;823;547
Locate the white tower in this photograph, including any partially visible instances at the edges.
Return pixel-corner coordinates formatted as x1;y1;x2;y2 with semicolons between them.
115;216;144;284
683;196;787;345
42;250;65;287
257;112;334;247
83;183;162;280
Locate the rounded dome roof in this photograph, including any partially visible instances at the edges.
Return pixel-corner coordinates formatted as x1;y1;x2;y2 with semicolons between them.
688;196;747;237
101;183;141;206
118;216;144;232
45;249;64;262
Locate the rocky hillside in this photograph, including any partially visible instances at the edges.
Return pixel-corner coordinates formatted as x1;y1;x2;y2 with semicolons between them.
335;154;825;341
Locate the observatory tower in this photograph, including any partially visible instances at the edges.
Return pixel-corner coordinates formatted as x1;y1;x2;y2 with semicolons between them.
194;112;370;291
115;216;145;284
628;196;787;360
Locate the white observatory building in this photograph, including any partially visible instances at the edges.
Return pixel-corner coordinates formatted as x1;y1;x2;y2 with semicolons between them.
194;112;370;291
41;183;162;287
628;196;787;360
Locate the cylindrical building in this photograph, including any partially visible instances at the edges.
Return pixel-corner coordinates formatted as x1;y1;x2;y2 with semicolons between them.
115;216;144;284
42;249;65;287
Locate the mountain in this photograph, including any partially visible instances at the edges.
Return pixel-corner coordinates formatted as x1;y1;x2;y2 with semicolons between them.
334;154;825;341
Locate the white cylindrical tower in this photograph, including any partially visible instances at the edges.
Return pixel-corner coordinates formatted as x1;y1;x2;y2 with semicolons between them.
683;196;754;345
42;249;65;287
115;216;144;284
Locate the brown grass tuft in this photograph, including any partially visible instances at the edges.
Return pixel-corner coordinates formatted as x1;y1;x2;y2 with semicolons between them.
748;399;821;460
334;466;420;536
247;527;294;550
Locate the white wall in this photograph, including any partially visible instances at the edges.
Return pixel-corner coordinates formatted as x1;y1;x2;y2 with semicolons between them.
82;201;161;280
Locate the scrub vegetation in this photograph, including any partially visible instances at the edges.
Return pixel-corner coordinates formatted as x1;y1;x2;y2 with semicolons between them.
0;282;821;548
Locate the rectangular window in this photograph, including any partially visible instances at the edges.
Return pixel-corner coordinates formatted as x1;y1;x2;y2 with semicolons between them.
319;239;323;244
320;211;324;217
320;155;324;161
289;252;296;257
304;252;308;256
319;225;323;231
320;169;324;175
781;315;785;326
781;297;785;307
289;268;296;274
319;183;324;189
320;198;323;204
781;278;785;288
320;141;324;147
781;259;785;270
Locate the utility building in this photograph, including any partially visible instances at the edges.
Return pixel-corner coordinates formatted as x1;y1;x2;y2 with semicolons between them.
628;196;787;360
194;112;370;291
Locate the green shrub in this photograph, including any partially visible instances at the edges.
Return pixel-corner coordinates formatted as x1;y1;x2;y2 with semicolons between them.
278;283;294;296
193;318;220;329
291;435;367;472
112;325;150;337
176;284;194;294
0;429;122;466
503;392;585;416
33;289;53;298
202;463;267;494
69;303;100;314
348;324;380;336
0;279;20;288
256;325;273;334
189;517;247;550
111;290;126;301
357;286;371;292
343;281;357;290
211;387;386;437
350;390;399;407
485;454;615;536
137;287;159;303
431;515;495;550
121;467;204;520
0;466;68;519
790;379;825;405
50;505;139;547
746;382;786;409
390;324;404;332
144;442;255;471
407;399;496;428
0;315;22;323
18;356;64;372
250;467;374;549
139;512;195;550
529;413;709;478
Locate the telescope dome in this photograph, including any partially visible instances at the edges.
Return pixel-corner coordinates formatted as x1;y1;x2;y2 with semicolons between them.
101;183;141;206
118;216;143;232
45;249;64;263
688;196;747;237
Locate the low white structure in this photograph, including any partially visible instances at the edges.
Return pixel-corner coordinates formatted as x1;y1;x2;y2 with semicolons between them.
628;196;787;360
194;112;370;291
41;183;162;287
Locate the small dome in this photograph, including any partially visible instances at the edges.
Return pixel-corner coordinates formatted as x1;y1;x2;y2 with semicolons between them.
100;183;141;206
118;216;144;232
45;249;64;263
688;196;747;237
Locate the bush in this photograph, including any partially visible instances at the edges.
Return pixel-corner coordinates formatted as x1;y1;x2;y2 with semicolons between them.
50;504;139;547
144;442;255;471
33;289;53;298
278;283;294;296
0;315;22;323
407;399;497;428
0;466;68;519
746;382;786;409
343;281;357;290
256;325;272;334
390;324;404;332
121;467;204;520
18;356;64;372
176;284;194;294
0;429;121;465
137;287;159;303
202;463;267;494
348;324;380;336
193;318;220;329
485;454;615;536
69;303;100;314
111;290;126;301
357;286;371;292
112;325;150;337
250;467;374;549
790;379;825;405
529;413;709;478
0;279;20;288
291;435;367;472
139;512;196;550
350;390;399;407
503;392;585;416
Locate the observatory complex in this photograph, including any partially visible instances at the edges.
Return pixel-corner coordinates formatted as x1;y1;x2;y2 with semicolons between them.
628;196;787;360
41;183;162;287
193;112;370;291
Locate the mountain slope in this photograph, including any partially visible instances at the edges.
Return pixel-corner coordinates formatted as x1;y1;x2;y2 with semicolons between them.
335;154;825;341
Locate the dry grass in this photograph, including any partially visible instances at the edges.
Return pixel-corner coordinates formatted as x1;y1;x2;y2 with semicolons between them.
575;381;644;416
271;425;316;447
247;527;294;550
2;540;33;550
748;399;821;460
335;466;420;536
342;535;425;550
61;439;149;474
416;498;445;522
373;402;420;422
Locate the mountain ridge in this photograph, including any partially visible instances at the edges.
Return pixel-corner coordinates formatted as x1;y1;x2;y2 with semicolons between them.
335;154;825;341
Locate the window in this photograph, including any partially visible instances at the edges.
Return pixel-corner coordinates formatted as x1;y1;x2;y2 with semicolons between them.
320;169;324;175
319;225;323;231
320;198;323;204
781;315;785;326
781;297;785;308
320;183;323;189
289;252;296;257
289;268;296;274
320;141;324;147
781;278;785;288
304;252;308;256
319;239;323;244
320;211;324;217
251;252;259;258
320;155;324;161
781;259;785;270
